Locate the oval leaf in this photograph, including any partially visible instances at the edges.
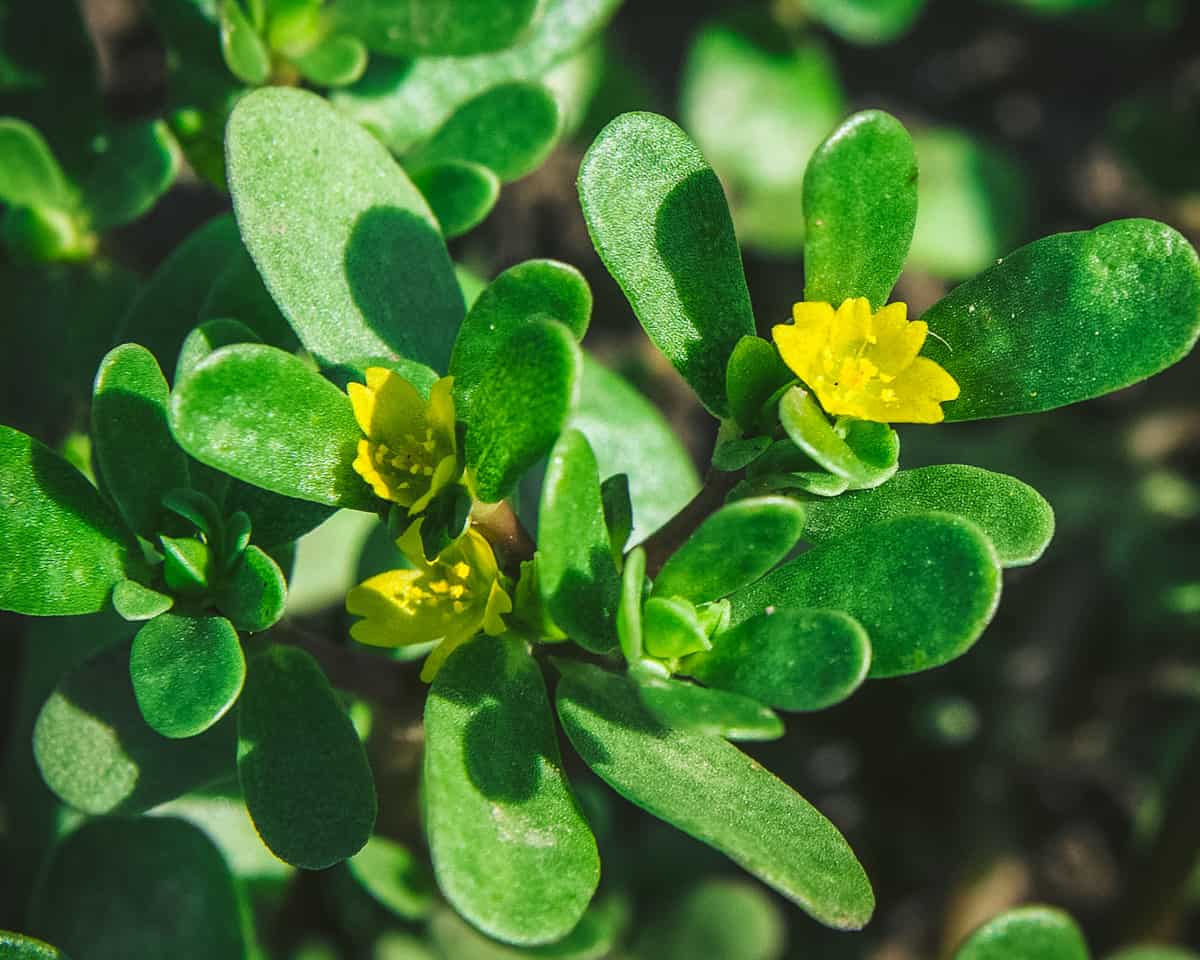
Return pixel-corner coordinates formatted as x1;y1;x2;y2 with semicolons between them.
652;496;806;604
0;932;68;959
214;544;288;631
684;608;871;712
578;111;754;416
538;429;620;653
923;218;1200;420
634;673;784;741
170;343;375;510
726;335;796;434
731;513;1001;677
92;343;190;539
629;878;785;960
348;835;435;921
802;464;1055;567
803;109;918;310
0;426;135;616
77;120;179;231
237;645;377;869
0;118;73;210
555;660;874;930
425;637;600;945
227;87;464;372
130;613;245;739
779;386;897;489
954;906;1089;960
28;817;246;959
338;0;541;57
412;160;500;240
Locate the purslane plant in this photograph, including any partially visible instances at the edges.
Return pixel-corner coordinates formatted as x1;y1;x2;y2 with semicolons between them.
3;83;1199;953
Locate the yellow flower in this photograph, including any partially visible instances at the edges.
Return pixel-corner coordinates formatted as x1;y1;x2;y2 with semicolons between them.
345;522;513;681
772;297;960;424
347;369;459;512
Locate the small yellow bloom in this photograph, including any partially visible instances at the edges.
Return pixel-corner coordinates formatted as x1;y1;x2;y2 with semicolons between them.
347;369;459;513
772;297;960;424
345;522;512;681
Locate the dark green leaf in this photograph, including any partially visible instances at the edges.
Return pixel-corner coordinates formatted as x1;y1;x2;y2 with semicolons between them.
112;579;173;621
725;335;795;434
130;613;245;739
953;906;1089;960
0;932;68;960
237;644;376;868
712;436;772;472
198;248;300;350
415;483;472;561
0;425;135;616
225;482;338;549
410;82;560;182
923;219;1200;420
34;644;237;814
555;661;874;930
617;545;646;663
78;121;179;231
292;32;368;87
91;343;190;539
629;878;785;960
411;160;500;240
600;473;632;558
780;387;897;489
538;429;620;653
0;117;74;209
466;319;581;502
685;608;870;711
337;0;541;56
731;514;1001;677
802;464;1055;567
806;0;927;44
162;487;225;543
227;87;464;371
452;258;591;417
642;596;709;660
578;111;754;415
653;496;806;604
219;0;270;84
170;343;376;510
161;535;211;595
634;673;783;741
214;545;287;631
28;817;246;960
347;835;436;920
425;637;599;945
429;895;628;960
803;109;917;310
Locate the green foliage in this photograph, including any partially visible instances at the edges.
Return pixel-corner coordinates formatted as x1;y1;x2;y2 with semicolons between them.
954;906;1089;960
633;673;784;741
226;87;464;372
237;645;377;869
0;932;68;959
337;0;542;57
806;0;928;43
555;660;875;930
215;544;289;630
732;514;1001;677
28;817;246;959
578;111;754;415
348;836;436;921
0;118;74;209
924;219;1200;420
803;109;918;310
425;637;600;945
726;335;795;435
779;387;898;489
411;161;500;239
628;879;784;960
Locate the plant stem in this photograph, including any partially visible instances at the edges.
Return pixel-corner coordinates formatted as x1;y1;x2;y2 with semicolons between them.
470;499;536;574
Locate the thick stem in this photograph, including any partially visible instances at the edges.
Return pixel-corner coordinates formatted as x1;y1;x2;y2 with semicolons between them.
640;469;741;576
470;499;536;574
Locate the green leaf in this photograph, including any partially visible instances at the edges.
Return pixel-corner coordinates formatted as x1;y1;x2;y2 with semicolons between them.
579;112;754;415
538;429;620;653
806;0;927;44
466;319;581;503
726;335;795;434
452;259;592;418
34;644;237;814
555;661;874;930
953;906;1089;960
28;817;246;959
780;387;897;489
923;219;1200;420
78;120;179;230
112;579;173;621
292;32;368;88
170;343;375;510
684;608;870;712
0;205;92;262
219;0;270;84
176;318;263;383
680;21;844;254
634;673;783;741
629;878;785;960
802;465;1055;567
713;436;772;472
410;82;560;182
411;160;500;240
338;0;541;56
130;613;245;739
347;835;435;920
332;0;620;153
214;544;287;630
600;472;632;558
803;109;918;310
731;514;1001;677
198;248;300;351
0;117;74;209
570;357;700;543
227;87;464;372
0;426;135;616
617;545;646;663
0;932;68;960
652;497;806;604
91;344;190;539
909;129;1028;280
429;895;628;960
161;535;212;595
425;637;599;945
642;596;709;660
237;644;376;868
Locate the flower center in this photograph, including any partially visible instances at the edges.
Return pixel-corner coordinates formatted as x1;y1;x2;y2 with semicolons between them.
394;559;475;615
369;427;438;493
